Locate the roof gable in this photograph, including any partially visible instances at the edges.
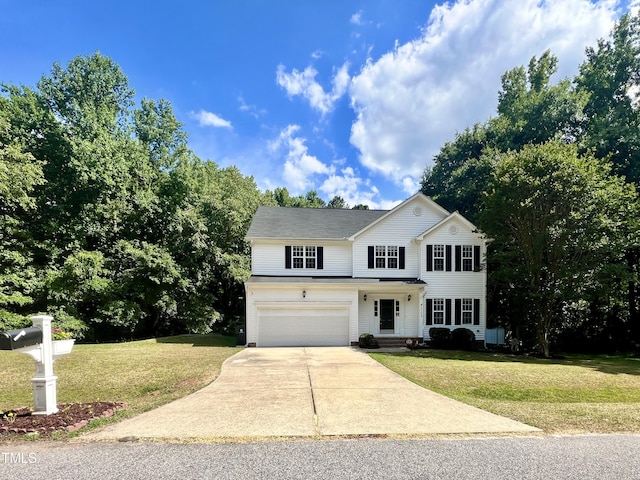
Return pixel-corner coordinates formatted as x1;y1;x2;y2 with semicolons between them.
416;211;481;240
348;193;450;240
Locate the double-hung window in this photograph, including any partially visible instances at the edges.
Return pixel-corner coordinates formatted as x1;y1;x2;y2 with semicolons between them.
462;298;473;324
368;246;405;269
292;246;305;269
462;246;473;272
285;246;323;270
433;299;445;325
375;246;387;268
427;244;452;272
454;244;481;271
433;245;445;271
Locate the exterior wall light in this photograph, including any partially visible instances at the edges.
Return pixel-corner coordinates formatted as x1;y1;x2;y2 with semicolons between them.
363;294;367;301
408;294;412;302
302;290;306;298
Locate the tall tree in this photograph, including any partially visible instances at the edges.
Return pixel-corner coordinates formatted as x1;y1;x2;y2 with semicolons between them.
576;13;640;339
0;101;45;327
479;142;637;357
576;13;640;187
423;51;586;220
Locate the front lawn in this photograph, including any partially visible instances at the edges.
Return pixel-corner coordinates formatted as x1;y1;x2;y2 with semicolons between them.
371;350;640;434
1;335;241;435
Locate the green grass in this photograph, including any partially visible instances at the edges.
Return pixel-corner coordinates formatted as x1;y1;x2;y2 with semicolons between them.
1;334;241;436
371;350;640;434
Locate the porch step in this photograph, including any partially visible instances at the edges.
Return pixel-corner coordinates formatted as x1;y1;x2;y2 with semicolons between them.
375;337;413;348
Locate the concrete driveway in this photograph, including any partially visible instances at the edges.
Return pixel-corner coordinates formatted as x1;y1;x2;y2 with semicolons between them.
85;347;538;440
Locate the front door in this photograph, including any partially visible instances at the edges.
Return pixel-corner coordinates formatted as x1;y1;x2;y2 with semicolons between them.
379;299;395;333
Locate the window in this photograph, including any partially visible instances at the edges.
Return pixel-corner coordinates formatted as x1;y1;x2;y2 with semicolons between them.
285;246;322;270
433;245;445;271
292;246;305;269
368;246;405;269
375;246;386;268
388;246;398;269
462;298;473;324
455;245;481;271
462;245;473;272
433;299;445;325
305;246;316;269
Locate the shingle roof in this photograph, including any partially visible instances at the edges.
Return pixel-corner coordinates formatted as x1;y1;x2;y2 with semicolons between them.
246;206;388;240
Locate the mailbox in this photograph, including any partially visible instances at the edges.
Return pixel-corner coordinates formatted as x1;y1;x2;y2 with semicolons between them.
0;327;43;350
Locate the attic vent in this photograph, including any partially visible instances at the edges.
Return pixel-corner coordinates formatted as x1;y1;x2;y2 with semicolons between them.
448;224;459;235
413;206;423;216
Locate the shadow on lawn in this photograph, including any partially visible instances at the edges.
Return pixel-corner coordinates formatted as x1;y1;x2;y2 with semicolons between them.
373;349;640;377
155;334;238;348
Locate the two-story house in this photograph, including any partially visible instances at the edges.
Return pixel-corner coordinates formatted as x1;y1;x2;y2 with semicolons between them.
244;193;487;347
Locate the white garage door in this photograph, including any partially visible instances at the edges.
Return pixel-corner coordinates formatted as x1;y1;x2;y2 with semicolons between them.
258;305;349;347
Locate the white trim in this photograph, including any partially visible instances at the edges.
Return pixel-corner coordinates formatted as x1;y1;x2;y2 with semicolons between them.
349;193;450;240
416;211;481;241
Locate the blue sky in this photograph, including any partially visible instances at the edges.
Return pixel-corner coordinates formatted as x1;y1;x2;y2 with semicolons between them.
1;0;637;208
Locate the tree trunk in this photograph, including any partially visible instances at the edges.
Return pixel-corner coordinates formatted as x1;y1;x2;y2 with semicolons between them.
629;248;640;343
536;303;553;358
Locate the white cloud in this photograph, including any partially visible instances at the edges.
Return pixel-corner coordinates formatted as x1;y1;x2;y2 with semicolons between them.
349;0;619;188
276;62;351;117
351;10;365;26
237;96;265;118
191;109;232;128
318;166;402;209
269;125;334;193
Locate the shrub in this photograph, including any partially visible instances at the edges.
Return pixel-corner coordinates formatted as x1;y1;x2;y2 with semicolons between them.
359;333;379;349
451;328;476;350
0;310;30;332
428;327;451;349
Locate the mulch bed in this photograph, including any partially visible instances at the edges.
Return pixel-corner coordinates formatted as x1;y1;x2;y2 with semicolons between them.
0;402;127;436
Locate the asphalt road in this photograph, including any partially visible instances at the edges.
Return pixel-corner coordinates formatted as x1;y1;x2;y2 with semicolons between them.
2;434;639;480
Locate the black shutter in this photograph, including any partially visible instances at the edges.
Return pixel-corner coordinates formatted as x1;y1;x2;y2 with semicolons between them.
455;299;462;325
455;245;462;272
474;299;481;325
474;245;481;271
368;246;374;269
445;299;452;325
317;247;324;270
426;245;433;271
399;247;405;270
285;246;292;269
426;299;433;325
446;245;452;272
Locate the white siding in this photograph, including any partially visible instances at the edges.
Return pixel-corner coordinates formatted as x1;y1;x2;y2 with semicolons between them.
353;197;447;278
419;220;487;341
251;241;352;276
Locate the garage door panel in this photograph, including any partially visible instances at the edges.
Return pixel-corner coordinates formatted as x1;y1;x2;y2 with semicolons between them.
258;307;349;347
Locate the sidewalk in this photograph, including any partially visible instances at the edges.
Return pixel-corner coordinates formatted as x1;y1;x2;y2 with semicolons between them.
84;347;539;440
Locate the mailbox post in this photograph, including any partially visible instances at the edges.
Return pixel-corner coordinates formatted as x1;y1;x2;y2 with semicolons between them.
0;315;74;415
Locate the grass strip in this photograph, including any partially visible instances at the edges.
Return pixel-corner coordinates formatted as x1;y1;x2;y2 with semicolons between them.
371;350;640;434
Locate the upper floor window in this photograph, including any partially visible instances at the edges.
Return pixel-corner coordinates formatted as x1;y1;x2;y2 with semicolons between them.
455;245;481;272
462;246;473;272
426;244;451;272
285;246;323;270
433;245;445;271
368;246;405;270
427;244;481;272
